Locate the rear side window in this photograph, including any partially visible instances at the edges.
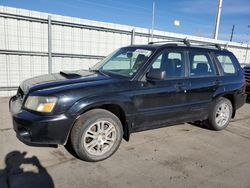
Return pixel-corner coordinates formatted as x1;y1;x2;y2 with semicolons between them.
189;52;216;77
215;54;236;74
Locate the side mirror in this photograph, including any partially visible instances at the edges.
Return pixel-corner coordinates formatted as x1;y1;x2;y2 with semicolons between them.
146;70;166;81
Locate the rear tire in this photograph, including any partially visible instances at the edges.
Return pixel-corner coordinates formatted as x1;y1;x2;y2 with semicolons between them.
70;109;123;162
206;97;233;131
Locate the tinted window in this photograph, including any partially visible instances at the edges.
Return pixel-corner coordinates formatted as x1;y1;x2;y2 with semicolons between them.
216;55;236;74
189;52;216;77
150;51;185;79
152;55;162;69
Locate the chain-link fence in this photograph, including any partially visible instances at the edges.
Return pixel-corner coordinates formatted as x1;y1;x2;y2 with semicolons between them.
0;6;249;96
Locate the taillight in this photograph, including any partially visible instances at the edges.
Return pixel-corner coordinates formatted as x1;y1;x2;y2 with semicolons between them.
243;79;247;94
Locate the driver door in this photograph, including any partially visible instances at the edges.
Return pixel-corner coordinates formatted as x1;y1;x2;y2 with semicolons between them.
132;49;191;131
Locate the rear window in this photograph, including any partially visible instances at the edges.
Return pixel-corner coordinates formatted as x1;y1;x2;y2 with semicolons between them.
216;54;236;74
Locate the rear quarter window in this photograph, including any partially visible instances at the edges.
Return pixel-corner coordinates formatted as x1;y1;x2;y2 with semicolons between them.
215;54;236;74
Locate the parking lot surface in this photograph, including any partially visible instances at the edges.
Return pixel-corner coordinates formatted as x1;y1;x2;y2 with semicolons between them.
1;97;250;188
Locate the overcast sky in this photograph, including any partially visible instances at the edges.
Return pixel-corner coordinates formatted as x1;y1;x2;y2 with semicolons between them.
1;0;250;42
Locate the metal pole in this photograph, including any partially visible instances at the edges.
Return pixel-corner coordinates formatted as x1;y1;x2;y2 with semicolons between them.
48;15;52;74
151;1;155;42
131;29;135;45
147;29;151;43
230;24;235;42
213;0;223;40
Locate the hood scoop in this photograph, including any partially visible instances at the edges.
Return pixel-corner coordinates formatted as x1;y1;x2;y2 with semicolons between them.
60;71;82;79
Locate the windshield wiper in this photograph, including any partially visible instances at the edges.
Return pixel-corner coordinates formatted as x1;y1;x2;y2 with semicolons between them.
89;68;100;73
89;68;108;76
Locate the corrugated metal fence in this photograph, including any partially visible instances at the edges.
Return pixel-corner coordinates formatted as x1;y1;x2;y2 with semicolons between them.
0;6;249;96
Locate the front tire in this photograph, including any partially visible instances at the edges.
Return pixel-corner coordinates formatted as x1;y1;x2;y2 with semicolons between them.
206;97;233;131
70;109;123;162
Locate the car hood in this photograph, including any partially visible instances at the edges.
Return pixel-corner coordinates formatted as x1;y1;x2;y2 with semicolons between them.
20;70;112;94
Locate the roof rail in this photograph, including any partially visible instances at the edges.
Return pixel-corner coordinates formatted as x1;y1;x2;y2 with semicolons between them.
195;43;222;50
149;38;191;46
149;38;224;50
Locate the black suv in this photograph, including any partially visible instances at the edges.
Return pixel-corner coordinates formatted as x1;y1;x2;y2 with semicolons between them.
10;40;246;162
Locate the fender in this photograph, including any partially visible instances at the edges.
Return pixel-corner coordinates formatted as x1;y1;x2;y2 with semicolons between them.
212;85;227;100
213;80;244;100
67;93;136;141
68;93;135;116
212;82;244;118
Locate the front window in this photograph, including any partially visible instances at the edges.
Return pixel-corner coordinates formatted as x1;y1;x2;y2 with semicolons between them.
150;50;186;79
91;47;153;78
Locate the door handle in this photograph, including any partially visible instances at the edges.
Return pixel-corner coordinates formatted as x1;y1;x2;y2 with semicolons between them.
175;82;188;92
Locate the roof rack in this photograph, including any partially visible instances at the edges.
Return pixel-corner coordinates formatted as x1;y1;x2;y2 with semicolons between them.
149;38;191;46
148;38;224;50
195;43;222;50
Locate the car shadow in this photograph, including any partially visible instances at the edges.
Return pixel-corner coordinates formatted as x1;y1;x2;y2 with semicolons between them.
0;151;54;188
188;121;210;130
246;98;250;104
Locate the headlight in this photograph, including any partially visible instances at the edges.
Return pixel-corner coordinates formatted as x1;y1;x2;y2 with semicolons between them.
24;96;58;113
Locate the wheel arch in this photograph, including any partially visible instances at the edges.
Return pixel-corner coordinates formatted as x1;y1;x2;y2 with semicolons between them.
84;103;131;141
212;92;236;118
66;96;134;144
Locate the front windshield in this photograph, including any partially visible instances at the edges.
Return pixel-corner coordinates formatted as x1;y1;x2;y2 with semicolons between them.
91;47;153;78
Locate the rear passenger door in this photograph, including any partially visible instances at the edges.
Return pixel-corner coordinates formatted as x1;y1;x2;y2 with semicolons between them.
187;50;220;119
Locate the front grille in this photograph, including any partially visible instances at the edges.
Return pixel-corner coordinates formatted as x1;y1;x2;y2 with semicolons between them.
243;67;250;83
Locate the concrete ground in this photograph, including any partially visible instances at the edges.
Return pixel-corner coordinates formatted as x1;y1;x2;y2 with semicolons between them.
1;97;250;188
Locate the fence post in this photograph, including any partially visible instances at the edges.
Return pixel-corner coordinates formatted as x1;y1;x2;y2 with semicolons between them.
131;29;135;45
245;43;249;64
148;29;151;44
48;15;52;74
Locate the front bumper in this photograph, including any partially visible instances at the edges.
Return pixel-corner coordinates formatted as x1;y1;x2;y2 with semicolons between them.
9;96;76;146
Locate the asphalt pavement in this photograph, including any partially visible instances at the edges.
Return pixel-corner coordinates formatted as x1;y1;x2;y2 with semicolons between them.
1;97;250;188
